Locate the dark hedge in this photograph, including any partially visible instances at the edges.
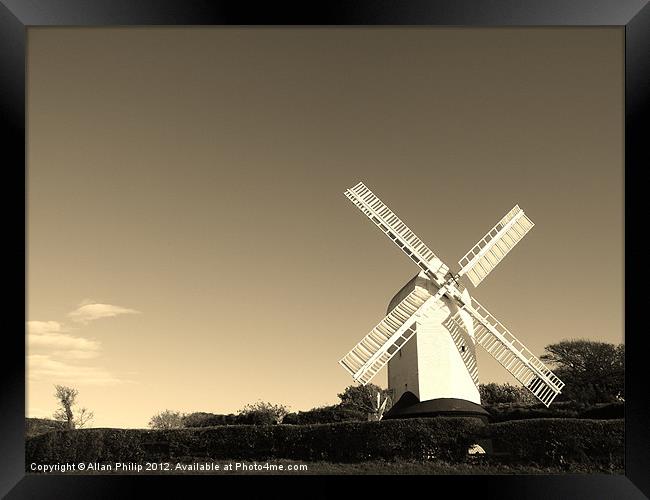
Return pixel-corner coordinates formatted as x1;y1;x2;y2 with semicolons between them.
26;417;623;468
578;402;624;420
489;418;624;467
482;401;625;422
27;417;484;464
484;403;581;422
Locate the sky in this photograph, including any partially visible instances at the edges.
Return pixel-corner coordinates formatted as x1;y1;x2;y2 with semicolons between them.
27;27;623;428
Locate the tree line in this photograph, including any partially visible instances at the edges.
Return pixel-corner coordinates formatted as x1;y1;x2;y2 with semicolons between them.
45;339;624;430
147;385;394;429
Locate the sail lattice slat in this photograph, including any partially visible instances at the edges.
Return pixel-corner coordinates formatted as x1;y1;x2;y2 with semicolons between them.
339;287;434;385
458;205;534;287
345;182;449;282
450;296;564;406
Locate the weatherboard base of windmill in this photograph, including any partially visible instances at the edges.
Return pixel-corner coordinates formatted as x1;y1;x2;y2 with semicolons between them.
338;182;565;422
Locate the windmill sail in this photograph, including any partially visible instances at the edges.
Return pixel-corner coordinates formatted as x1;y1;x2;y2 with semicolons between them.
447;296;564;406
345;182;450;283
339;287;437;385
458;205;534;287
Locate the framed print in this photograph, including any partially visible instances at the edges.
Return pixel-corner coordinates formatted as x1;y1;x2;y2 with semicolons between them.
1;1;648;498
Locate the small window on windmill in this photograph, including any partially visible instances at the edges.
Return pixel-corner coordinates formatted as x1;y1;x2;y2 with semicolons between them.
460;345;467;353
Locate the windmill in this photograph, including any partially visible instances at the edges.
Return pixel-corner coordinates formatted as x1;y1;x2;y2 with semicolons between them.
338;181;564;419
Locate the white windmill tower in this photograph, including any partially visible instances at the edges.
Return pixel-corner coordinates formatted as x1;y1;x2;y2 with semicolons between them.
338;182;564;419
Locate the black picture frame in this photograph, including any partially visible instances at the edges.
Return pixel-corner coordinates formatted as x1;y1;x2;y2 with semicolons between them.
2;1;648;497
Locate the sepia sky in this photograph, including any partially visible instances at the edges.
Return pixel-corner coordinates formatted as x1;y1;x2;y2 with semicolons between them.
27;27;623;428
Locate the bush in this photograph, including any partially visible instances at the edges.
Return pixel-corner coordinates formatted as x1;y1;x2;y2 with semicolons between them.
182;410;291;427
337;384;393;419
182;412;238;428
149;410;184;430
479;383;535;405
238;401;289;425
236;410;280;426
283;405;367;425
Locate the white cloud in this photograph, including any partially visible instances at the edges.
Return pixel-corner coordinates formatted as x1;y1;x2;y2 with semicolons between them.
27;354;128;386
28;333;101;352
68;303;140;324
26;301;140;388
27;321;64;335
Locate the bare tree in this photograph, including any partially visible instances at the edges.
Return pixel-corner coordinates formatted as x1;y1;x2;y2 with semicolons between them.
148;410;184;429
74;407;94;429
53;385;94;430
